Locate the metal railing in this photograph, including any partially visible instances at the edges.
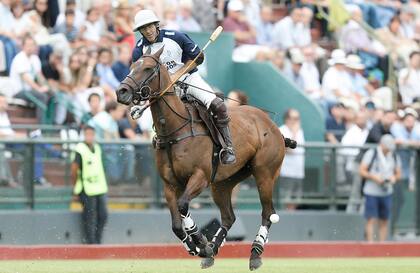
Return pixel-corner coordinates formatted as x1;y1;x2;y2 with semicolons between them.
0;138;419;230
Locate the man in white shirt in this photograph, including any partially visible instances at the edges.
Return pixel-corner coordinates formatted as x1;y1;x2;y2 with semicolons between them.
321;49;354;103
398;51;420;106
9;36;50;122
279;108;305;210
272;7;304;50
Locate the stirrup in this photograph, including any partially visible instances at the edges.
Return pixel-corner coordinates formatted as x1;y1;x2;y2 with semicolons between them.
219;147;236;164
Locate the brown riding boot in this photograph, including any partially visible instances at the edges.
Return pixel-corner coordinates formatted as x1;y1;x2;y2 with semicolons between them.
217;124;236;165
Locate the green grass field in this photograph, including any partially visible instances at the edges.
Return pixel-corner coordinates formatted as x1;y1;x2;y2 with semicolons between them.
1;258;420;273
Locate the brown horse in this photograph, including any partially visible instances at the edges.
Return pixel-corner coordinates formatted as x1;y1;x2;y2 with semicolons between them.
116;47;291;270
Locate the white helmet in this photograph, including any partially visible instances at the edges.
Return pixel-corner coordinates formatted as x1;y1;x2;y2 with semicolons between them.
133;10;160;31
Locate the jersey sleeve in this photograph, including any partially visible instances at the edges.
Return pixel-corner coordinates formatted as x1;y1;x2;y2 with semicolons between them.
178;32;201;63
131;40;144;63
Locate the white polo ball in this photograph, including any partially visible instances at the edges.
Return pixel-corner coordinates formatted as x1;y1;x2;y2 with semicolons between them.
269;214;279;224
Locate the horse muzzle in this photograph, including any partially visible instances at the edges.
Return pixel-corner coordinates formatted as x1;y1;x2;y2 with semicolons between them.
116;86;133;105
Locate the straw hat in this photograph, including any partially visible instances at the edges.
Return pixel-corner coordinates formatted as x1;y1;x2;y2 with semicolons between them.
328;49;347;66
346;54;365;70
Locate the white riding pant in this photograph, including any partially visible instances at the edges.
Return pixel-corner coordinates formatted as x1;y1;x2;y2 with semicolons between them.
178;72;216;109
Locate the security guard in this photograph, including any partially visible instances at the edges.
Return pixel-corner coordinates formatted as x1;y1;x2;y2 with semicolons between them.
131;9;236;164
71;126;108;244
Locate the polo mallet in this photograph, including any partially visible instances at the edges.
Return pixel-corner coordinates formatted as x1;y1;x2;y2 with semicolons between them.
130;26;224;120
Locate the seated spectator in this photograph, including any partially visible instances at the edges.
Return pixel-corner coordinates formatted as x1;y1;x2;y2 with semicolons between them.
191;0;217;32
321;49;355;104
96;48;120;91
399;5;416;39
54;0;86;31
162;5;180;30
112;43;131;82
256;5;274;46
114;0;135;49
54;9;80;47
366;110;397;144
242;0;261;28
0;0;19;75
227;90;249;107
398;51;420;106
17;0;71;61
79;7;105;47
279;108;305;210
359;134;401;242
272;6;303;50
284;49;305;90
375;15;419;68
177;0;202;32
9;36;50;122
325;102;346;143
300;46;322;100
222;0;256;46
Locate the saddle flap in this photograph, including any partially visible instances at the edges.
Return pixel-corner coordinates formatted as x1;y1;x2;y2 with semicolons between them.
191;101;222;148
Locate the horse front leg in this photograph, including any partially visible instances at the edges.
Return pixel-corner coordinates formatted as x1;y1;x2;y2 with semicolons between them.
200;181;237;269
163;183;203;257
177;170;213;258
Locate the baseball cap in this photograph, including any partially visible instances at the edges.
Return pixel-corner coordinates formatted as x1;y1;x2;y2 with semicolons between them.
228;0;244;12
380;134;396;151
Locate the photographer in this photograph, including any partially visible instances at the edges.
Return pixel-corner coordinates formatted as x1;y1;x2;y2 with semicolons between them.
359;134;401;242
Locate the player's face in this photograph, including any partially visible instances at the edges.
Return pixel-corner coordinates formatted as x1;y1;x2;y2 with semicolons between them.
140;23;158;43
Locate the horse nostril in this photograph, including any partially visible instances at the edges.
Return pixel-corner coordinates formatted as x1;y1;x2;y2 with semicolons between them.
116;87;132;105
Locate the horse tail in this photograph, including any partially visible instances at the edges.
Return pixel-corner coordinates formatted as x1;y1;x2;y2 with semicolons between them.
284;137;297;149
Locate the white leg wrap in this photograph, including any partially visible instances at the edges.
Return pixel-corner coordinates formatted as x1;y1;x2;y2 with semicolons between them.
182;212;198;234
255;225;268;245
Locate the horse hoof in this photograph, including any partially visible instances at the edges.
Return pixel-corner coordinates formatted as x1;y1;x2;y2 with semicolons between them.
201;257;215;269
249;257;262;271
198;245;214;258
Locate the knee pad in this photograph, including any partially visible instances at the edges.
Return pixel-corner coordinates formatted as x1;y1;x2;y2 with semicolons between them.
210;97;229;124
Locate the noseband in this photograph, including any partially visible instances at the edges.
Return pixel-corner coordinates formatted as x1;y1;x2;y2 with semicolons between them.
124;55;162;104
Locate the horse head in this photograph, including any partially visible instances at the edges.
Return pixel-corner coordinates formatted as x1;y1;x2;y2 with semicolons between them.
116;46;166;105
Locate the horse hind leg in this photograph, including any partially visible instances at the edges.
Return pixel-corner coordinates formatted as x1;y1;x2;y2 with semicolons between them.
249;168;279;271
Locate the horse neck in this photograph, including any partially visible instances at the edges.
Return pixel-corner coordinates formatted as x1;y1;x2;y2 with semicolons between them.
150;75;189;138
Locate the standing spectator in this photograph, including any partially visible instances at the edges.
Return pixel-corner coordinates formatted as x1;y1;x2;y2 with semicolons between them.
272;6;303;50
191;0;217;32
398;51;420;106
390;110;420;233
359;134;401;242
255;5;274;46
111;43;131;82
9;36;50;122
279;109;305;210
71;125;108;244
222;0;256;46
399;5;416;39
366;110;397;144
242;0;261;28
177;0;202;32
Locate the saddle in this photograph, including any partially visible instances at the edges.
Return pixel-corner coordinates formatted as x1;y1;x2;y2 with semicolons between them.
153;93;225;183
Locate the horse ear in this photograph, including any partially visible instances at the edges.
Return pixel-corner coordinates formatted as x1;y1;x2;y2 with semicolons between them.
154;46;164;58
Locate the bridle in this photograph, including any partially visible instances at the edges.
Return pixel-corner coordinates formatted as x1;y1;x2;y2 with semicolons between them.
122;55;168;104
